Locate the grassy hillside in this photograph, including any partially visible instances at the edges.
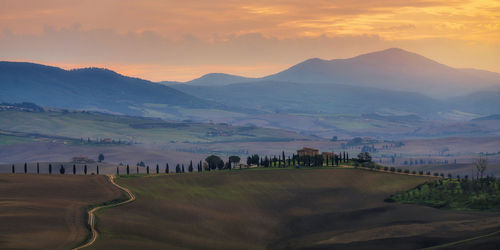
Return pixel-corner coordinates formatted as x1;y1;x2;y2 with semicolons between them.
0;109;313;144
0;174;122;249
91;168;500;249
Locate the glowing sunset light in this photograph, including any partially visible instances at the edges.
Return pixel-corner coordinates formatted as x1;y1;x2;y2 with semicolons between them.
0;0;498;81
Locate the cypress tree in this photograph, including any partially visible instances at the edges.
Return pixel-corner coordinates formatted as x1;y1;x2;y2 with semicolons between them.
182;164;185;173
166;163;169;174
49;164;52;174
189;161;193;172
83;165;87;175
24;162;27;174
126;164;130;175
176;164;180;173
96;165;99;175
199;160;203;172
37;162;40;174
59;165;65;174
73;164;76;175
156;164;159;174
136;166;139;174
346;152;349;162
282;151;286;166
12;164;15;173
116;166;119;175
326;156;329;166
343;152;346;163
147;166;150;174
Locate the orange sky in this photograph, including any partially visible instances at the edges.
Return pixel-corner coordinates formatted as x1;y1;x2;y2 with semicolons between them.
0;0;499;81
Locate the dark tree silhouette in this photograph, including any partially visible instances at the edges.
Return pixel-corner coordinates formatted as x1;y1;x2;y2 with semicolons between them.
24;162;27;174
73;164;76;175
116;166;119;175
282;151;286;166
176;164;181;173
228;155;241;169
98;153;105;163
205;155;223;170
182;164;185;173
156;164;159;174
136;166;139;174
84;165;87;175
12;164;15;173
147;166;150;174
96;165;99;175
49;164;52;174
126;164;130;175
37;162;40;174
59;165;65;174
189;161;193;172
166;163;169;174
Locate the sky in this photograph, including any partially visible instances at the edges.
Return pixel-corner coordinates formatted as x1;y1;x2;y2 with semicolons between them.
0;0;499;81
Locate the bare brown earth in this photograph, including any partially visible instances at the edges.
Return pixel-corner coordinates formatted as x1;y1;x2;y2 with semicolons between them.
90;169;500;249
0;174;123;249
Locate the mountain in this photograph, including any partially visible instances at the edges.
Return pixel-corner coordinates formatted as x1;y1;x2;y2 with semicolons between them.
0;61;227;117
264;48;500;98
184;73;255;86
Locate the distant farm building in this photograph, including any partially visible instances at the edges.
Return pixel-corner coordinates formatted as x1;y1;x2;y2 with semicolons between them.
297;147;319;157
72;156;93;163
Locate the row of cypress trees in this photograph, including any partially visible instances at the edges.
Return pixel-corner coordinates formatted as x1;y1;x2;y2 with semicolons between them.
118;160;204;175
10;163;97;175
8;151;351;175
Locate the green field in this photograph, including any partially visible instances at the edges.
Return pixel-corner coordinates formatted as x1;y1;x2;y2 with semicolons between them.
90;168;500;249
0;134;32;145
0;110;312;144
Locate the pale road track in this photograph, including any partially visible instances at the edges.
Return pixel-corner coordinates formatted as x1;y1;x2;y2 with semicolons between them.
73;175;135;250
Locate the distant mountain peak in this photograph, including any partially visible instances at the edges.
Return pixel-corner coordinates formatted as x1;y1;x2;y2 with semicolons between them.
186;72;255;86
264;48;499;98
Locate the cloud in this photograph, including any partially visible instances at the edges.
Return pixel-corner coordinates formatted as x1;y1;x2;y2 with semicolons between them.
0;0;498;80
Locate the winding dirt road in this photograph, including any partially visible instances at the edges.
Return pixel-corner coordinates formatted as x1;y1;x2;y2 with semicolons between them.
73;175;135;250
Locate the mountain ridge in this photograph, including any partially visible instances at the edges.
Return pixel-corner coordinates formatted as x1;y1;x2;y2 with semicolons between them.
170;48;500;98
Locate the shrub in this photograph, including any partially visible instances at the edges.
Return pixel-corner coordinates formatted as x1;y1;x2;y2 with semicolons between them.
426;171;431;175
419;170;424;175
397;168;402;173
412;171;417;174
433;173;439;176
404;169;410;174
384;166;389;171
390;167;395;172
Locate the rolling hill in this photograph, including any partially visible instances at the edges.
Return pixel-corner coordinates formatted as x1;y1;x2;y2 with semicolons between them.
0;105;314;144
0;62;240;118
171;80;446;117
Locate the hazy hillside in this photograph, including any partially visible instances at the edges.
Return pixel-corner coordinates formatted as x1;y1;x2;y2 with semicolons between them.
0;106;314;144
172;81;446;117
264;48;499;98
0;62;232;117
185;73;255;86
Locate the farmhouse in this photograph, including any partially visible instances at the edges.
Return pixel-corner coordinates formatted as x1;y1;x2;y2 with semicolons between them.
297;147;319;157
